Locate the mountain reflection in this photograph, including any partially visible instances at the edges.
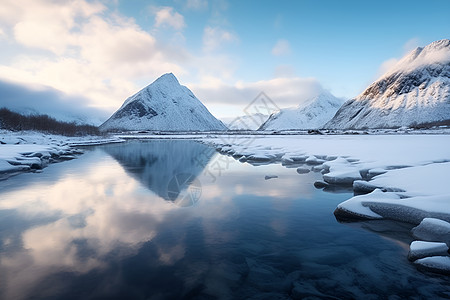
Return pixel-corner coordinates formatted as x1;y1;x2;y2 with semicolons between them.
100;140;215;203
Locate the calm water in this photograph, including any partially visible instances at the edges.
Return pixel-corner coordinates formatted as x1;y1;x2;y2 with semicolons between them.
0;140;448;300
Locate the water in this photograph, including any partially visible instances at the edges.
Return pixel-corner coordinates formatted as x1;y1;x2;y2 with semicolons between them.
0;140;448;299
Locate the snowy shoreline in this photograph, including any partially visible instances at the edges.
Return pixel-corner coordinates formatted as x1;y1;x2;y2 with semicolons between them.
1;130;450;274
198;134;450;275
0;130;124;179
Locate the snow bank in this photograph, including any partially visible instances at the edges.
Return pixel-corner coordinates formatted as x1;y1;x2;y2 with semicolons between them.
199;134;450;275
0;130;124;178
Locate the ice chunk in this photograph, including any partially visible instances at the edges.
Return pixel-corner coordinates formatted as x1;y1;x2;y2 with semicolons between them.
414;256;450;275
313;180;329;189
323;170;362;185
322;157;362;185
408;241;449;261
353;180;379;193
412;218;450;243
296;167;310;174
305;156;325;165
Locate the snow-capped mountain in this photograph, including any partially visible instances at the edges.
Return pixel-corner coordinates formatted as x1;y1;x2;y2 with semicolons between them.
258;91;343;130
100;73;227;132
325;39;450;129
222;113;270;130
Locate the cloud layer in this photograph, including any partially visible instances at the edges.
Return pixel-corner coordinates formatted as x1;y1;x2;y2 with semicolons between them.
0;79;109;125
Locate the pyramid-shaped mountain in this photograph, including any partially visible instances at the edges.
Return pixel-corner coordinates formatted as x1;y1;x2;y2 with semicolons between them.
100;73;227;132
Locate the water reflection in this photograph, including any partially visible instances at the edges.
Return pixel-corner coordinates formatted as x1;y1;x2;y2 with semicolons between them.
100;140;214;204
0;141;448;299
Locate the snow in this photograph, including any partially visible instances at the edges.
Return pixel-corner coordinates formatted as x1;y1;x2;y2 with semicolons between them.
198;133;450;274
408;241;449;261
414;256;450;274
100;73;227;132
259;91;343;130
0;130;124;177
325;39;450;129
412;218;450;243
200;134;450;227
223;113;270;130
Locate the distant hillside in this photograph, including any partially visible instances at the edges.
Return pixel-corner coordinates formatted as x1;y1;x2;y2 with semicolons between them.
0;107;100;136
259;91;343;130
325;39;450;129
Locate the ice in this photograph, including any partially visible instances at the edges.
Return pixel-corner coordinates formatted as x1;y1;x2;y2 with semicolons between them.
296;167;310;174
0;159;30;173
336;191;450;224
322;157;362;185
201;135;450;223
408;241;449;261
414;256;450;275
0;130;124;177
412;218;450;243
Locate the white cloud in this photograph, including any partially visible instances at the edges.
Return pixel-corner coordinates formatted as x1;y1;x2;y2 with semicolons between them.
403;37;420;53
0;0;187;113
376;57;399;77
186;0;208;10
202;26;237;52
154;7;185;30
271;39;291;56
190;76;326;110
376;38;450;79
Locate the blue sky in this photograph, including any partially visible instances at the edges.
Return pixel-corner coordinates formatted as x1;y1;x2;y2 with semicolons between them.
0;0;449;121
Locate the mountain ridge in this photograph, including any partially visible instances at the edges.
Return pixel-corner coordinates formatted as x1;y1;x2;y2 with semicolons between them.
325;39;450;129
258;91;343;130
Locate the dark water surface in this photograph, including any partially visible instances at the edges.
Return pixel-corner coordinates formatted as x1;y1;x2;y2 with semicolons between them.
0;140;448;299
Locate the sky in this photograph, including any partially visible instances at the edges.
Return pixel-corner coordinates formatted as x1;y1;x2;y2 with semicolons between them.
0;0;449;123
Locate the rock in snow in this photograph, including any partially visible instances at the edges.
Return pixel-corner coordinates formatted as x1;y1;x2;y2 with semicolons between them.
259;91;343;130
408;241;449;261
100;73;227;132
325;39;450;129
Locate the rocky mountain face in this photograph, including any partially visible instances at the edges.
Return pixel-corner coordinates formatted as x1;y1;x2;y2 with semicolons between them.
258;91;343;130
100;73;227;132
325;39;450;129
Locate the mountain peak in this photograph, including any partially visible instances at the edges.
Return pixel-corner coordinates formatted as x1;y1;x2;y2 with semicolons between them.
259;90;343;130
325;39;450;129
99;73;227;132
154;73;180;85
383;39;450;78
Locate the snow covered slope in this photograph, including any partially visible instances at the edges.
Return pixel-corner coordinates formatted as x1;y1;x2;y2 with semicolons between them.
222;113;270;130
325;39;450;129
100;73;227;132
258;91;343;130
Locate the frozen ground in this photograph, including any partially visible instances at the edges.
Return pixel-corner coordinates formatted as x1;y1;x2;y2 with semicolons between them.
199;134;450;274
0;130;123;179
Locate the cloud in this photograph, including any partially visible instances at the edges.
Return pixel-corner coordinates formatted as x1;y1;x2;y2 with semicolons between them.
0;0;188;113
272;39;291;56
153;7;185;30
403;37;420;53
376;57;399;77
273;65;295;78
0;79;110;125
190;77;326;109
186;0;208;10
202;26;237;52
376;38;450;79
